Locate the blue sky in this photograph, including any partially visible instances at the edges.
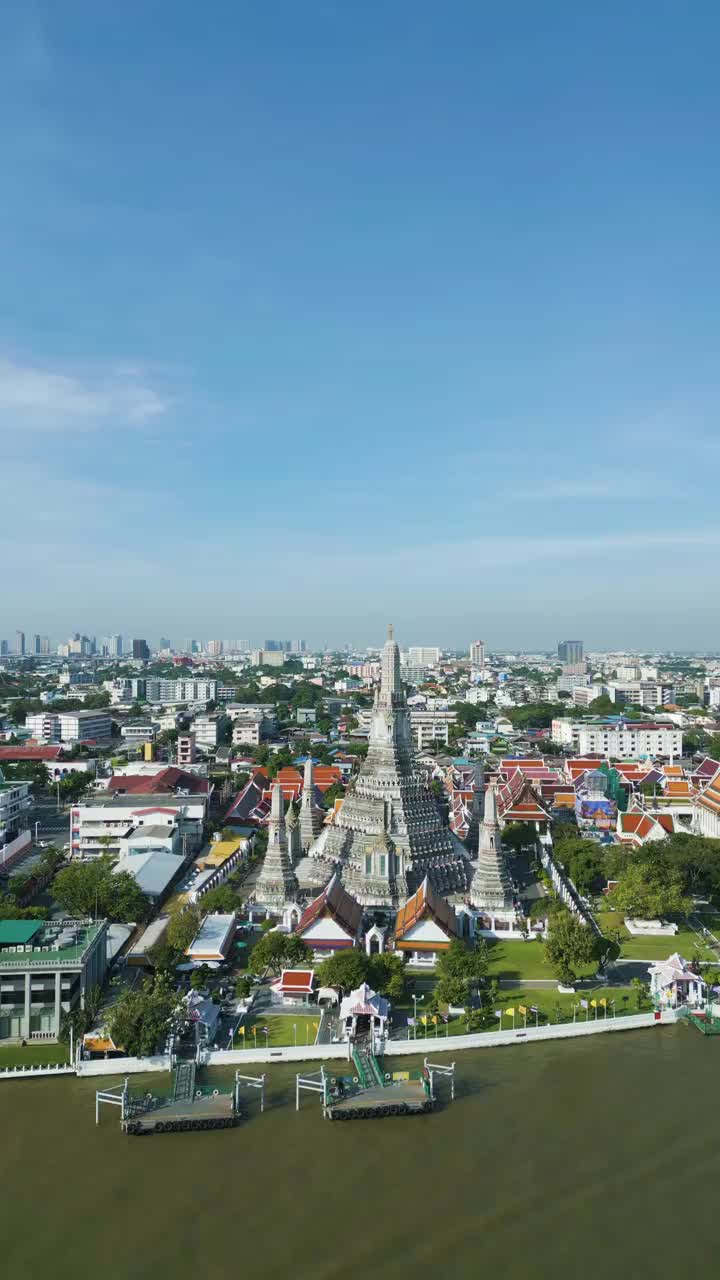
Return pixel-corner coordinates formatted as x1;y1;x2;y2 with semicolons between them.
2;2;720;650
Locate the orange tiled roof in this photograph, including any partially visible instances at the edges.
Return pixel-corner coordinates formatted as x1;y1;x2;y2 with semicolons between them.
394;877;459;942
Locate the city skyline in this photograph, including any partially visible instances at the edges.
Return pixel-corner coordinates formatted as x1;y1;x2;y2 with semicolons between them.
3;4;720;645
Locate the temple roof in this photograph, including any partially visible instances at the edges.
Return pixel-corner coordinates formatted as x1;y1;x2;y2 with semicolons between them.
393;875;459;941
296;873;363;938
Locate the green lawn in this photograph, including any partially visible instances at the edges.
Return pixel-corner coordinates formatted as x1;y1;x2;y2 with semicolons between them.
0;1043;71;1068
485;938;598;981
596;911;717;962
403;986;640;1040
233;1013;320;1049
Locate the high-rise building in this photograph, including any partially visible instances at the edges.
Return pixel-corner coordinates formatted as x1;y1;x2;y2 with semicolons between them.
291;640;306;653
132;639;150;661
406;646;441;666
108;634;123;657
15;630;25;656
264;640;291;652
159;637;172;651
558;640;583;665
206;639;223;657
469;640;485;668
0;640;9;656
32;634;41;655
39;636;51;655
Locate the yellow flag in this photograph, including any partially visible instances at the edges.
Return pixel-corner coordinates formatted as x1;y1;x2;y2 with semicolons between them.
518;1005;527;1016
238;1026;245;1035
505;1008;515;1017
590;999;598;1008
599;998;607;1007
431;1015;438;1024
313;1021;319;1029
421;1015;428;1025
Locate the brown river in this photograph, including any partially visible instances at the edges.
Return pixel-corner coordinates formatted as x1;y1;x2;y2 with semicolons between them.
1;1025;717;1279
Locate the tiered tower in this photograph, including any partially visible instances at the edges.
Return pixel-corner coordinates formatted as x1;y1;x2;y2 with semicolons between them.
299;756;323;850
469;779;514;912
300;625;469;908
255;783;298;907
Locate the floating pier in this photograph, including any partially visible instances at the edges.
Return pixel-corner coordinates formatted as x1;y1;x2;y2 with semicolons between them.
95;1063;265;1135
295;1045;455;1121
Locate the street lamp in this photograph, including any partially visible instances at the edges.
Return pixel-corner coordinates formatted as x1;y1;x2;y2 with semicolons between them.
293;1023;297;1047
34;821;40;843
412;993;424;1040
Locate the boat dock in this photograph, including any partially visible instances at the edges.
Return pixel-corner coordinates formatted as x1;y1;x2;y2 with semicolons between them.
325;1078;431;1120
95;1062;266;1135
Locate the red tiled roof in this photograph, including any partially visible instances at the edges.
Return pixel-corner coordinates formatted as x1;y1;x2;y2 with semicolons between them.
0;745;62;761
107;767;209;795
273;969;315;992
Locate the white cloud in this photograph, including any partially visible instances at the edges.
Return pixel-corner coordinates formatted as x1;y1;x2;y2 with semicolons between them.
503;476;666;502
0;356;171;431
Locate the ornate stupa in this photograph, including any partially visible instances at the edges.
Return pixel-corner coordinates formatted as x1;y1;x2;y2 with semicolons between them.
255;782;298;907
297;625;470;908
299;755;323;850
469;778;514;913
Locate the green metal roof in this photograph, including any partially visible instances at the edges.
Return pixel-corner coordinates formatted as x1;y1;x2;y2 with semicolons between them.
0;920;44;945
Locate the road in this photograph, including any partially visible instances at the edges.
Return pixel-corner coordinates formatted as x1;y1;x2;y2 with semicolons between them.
26;798;70;847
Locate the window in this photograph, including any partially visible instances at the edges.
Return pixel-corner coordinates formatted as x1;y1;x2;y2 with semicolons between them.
379;854;387;877
364;854;372;875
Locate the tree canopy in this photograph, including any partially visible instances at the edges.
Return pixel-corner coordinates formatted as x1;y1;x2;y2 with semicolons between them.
434;938;489;1007
53;858;149;922
106;975;180;1057
609;857;691;919
249;930;310;975
544;910;598;984
314;949;408;1000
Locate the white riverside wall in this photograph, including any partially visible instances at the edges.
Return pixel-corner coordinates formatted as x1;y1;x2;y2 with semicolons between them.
76;1054;172;1077
0;1012;678;1079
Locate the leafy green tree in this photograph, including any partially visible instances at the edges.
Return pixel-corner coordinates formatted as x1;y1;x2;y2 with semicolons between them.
321;781;345;809
609;858;691;919
435;938;489;1007
53;859;149;922
107;975;180;1056
367;952;407;1001
544;910;598;985
249;930;310;976
166;904;203;954
198;885;241;913
315;948;369;993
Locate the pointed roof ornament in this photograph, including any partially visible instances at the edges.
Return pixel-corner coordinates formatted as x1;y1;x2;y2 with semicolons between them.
387;623;394;642
270;781;285;821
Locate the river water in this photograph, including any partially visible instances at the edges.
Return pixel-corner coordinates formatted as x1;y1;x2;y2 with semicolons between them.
1;1025;717;1279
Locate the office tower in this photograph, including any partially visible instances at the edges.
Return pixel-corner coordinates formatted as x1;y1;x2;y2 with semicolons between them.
206;639;223;656
32;634;41;655
15;630;25;656
291;640;306;653
470;640;485;668
558;640;583;665
0;640;8;656
108;634;123;657
39;636;51;655
264;640;291;652
159;637;171;651
132;639;150;661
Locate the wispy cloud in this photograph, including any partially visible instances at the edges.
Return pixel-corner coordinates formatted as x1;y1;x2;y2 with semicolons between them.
503;476;672;502
0;355;171;432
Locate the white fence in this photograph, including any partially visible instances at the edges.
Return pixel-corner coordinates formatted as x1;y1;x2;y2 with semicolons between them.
384;1009;675;1055
76;1054;172;1077
204;1043;350;1067
0;1062;75;1079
